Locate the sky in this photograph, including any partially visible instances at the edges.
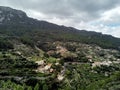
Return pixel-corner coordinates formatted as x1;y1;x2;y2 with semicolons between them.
0;0;120;38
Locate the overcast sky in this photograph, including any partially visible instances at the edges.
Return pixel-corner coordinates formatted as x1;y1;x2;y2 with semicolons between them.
0;0;120;38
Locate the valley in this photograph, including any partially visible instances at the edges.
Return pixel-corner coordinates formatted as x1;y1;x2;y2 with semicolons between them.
0;6;120;90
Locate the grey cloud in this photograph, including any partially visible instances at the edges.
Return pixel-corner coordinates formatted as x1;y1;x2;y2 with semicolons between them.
1;0;120;21
0;0;120;37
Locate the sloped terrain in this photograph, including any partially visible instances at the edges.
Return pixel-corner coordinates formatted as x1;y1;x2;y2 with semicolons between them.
0;6;120;90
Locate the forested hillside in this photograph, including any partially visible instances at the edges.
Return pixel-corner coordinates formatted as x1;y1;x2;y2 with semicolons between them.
0;6;120;90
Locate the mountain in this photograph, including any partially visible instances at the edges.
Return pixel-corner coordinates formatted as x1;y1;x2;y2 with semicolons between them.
0;6;120;90
0;6;28;24
0;6;120;50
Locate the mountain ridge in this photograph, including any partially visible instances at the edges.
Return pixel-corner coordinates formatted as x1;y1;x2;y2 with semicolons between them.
0;6;120;90
0;6;118;37
0;6;120;50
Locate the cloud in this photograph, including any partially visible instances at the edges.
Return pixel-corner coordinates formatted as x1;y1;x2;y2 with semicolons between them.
0;0;120;37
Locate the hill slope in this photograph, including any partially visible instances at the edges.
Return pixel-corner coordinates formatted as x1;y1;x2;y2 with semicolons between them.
0;6;120;50
0;6;120;90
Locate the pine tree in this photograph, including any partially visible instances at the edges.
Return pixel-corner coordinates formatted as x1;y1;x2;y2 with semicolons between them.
43;84;48;90
34;83;39;90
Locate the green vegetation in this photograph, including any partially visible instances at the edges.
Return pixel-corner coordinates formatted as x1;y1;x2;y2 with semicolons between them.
0;39;120;90
0;6;120;90
0;38;13;50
